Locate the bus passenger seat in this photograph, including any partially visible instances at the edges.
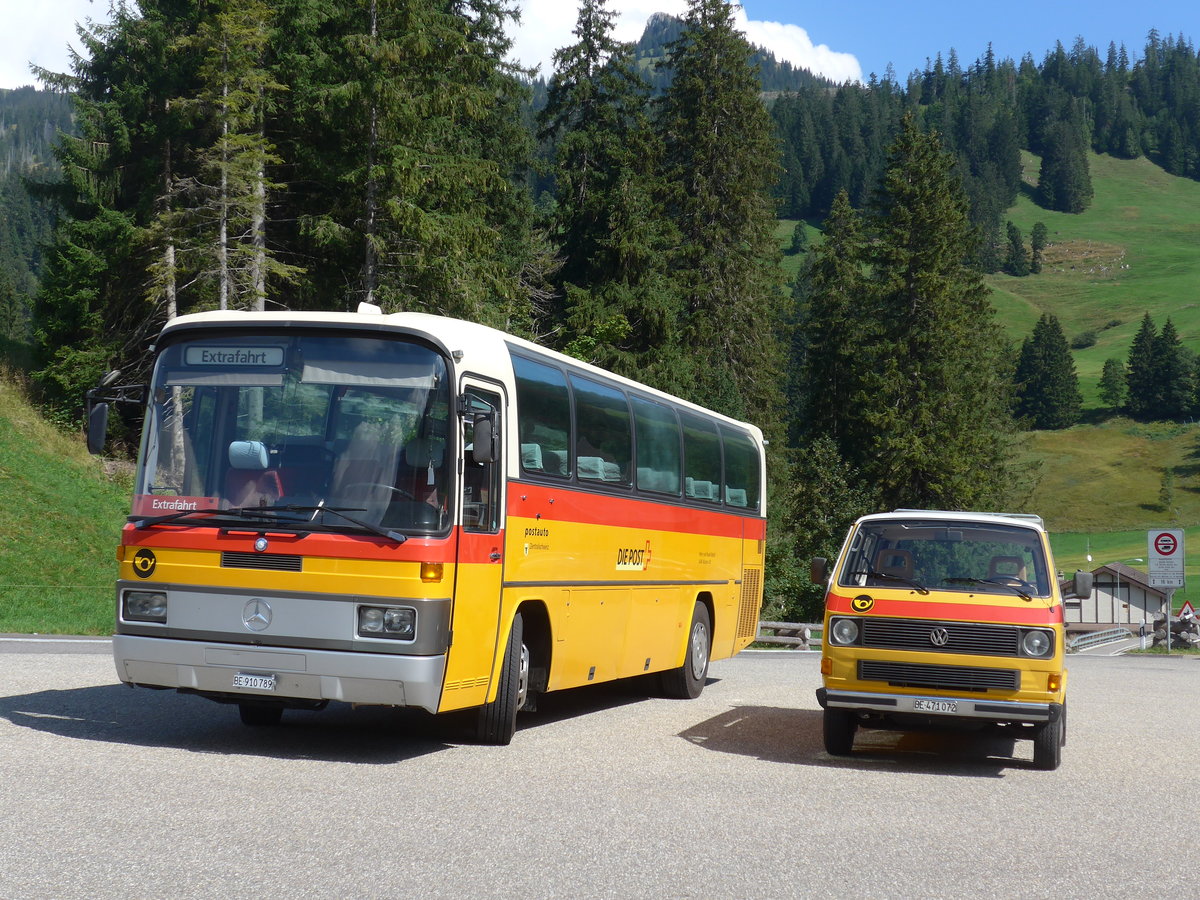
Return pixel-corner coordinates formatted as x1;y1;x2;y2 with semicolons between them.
521;443;543;471
225;440;282;507
577;456;605;480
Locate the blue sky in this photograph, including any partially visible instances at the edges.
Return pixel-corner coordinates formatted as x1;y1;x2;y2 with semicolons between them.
2;0;1195;90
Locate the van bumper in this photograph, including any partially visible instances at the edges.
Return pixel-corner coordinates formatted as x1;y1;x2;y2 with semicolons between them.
816;687;1061;724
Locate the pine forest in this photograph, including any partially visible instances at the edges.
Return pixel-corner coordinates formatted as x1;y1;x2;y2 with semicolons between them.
3;0;1200;619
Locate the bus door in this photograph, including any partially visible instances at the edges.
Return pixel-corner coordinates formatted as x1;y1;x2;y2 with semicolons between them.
438;380;507;712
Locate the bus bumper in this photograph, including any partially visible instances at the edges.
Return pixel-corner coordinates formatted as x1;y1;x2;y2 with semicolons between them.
113;634;447;713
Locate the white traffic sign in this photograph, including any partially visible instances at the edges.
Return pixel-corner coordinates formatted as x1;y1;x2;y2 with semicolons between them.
1147;528;1185;589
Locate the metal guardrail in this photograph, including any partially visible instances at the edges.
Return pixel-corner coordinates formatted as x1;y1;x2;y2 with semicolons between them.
1067;627;1133;652
756;621;822;650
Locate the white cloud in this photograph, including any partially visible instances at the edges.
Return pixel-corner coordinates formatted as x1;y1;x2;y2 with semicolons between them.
0;0;107;90
508;0;861;85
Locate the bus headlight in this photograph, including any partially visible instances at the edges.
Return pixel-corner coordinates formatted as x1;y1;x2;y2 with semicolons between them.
357;606;416;640
123;590;168;623
829;617;859;645
1021;629;1054;657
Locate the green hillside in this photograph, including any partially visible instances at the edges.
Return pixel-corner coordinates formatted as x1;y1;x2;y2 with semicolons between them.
0;373;129;634
989;151;1200;406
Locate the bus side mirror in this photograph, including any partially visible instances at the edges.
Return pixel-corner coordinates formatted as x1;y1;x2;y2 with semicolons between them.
472;413;498;464
86;400;110;455
1068;570;1093;599
810;557;829;585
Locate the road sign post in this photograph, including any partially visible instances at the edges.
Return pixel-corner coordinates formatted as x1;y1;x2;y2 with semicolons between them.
1148;529;1185;654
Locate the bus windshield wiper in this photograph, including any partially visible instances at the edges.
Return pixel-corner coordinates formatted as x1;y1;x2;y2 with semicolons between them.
270;501;407;545
845;569;930;595
943;577;1033;601
130;507;271;529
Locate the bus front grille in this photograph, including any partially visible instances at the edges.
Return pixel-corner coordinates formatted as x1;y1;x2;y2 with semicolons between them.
221;551;303;572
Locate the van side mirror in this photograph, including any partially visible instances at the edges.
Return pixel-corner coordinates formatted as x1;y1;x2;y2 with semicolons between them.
471;413;498;464
810;557;829;585
1068;570;1093;599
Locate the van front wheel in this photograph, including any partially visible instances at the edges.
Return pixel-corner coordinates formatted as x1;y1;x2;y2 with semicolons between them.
823;707;857;756
1032;712;1064;770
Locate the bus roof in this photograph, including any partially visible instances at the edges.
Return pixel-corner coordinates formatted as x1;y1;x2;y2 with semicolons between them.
157;307;765;440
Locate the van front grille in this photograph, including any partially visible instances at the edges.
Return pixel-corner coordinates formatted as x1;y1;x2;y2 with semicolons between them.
858;660;1019;693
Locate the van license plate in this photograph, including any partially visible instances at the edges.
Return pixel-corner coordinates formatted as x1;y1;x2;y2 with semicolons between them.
913;699;957;714
233;672;277;691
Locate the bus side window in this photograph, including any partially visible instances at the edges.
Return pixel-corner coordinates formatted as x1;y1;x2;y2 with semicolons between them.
512;356;571;478
463;388;502;532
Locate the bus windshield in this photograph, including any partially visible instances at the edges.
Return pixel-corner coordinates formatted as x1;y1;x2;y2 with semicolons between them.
134;333;452;535
837;519;1051;599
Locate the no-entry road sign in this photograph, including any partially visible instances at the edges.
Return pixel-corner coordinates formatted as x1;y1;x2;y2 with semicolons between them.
1147;529;1185;589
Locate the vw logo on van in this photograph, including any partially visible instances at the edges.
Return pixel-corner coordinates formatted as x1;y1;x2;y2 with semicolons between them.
929;627;950;647
242;598;272;632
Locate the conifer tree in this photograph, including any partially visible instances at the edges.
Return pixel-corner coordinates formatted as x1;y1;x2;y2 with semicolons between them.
1125;312;1159;420
655;0;788;430
855;114;1015;509
1099;357;1128;410
1004;221;1029;276
537;0;682;387
797;190;868;449
1154;317;1194;421
1013;313;1081;429
1030;222;1048;273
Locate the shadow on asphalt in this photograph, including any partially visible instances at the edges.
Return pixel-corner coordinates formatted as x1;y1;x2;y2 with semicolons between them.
0;673;671;763
678;706;1037;776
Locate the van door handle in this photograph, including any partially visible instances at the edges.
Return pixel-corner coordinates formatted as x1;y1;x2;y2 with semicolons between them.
489;552;502;562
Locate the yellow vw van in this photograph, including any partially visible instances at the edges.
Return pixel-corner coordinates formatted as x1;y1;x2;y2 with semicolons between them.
813;510;1092;770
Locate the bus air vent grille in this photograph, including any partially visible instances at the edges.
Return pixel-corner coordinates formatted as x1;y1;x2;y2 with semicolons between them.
221;551;303;572
737;568;762;640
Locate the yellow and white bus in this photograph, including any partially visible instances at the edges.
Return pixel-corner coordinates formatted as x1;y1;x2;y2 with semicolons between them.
87;306;766;743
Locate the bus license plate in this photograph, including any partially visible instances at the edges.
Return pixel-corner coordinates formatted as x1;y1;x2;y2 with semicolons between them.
233;672;277;691
913;699;957;714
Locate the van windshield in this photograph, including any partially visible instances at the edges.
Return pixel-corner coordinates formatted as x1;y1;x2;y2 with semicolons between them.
838;519;1051;599
133;333;452;535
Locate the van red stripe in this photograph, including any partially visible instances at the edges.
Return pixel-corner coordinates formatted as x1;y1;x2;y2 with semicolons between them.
826;591;1063;625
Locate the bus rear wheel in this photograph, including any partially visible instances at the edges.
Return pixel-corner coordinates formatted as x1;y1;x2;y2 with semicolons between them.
662;603;711;699
475;612;527;745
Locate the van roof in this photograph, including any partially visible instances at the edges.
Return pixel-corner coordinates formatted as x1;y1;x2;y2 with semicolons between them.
855;509;1046;532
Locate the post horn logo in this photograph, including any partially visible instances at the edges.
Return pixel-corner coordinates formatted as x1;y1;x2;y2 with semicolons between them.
851;595;874;613
132;549;157;579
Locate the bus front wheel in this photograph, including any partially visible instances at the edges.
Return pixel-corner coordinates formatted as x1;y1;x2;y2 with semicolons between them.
475;612;527;745
662;603;711;699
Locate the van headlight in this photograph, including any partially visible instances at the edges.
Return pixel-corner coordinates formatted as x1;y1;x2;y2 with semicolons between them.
357;605;416;640
1021;629;1054;657
829;617;860;645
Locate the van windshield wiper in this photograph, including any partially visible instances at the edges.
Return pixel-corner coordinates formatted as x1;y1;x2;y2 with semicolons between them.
268;501;407;545
943;577;1033;601
845;569;930;595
